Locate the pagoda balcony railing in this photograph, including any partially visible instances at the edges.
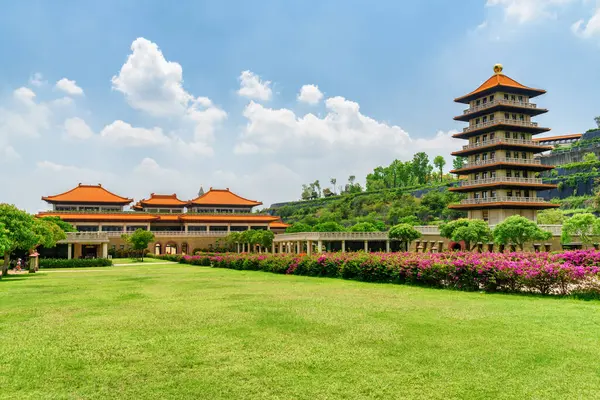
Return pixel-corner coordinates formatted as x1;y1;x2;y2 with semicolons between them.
105;231;233;237
463;99;537;115
461;157;542;168
459;177;543;187
462;119;539;133
460;197;549;205
460;138;542;151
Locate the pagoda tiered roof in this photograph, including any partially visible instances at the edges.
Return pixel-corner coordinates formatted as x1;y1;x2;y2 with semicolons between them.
132;193;188;210
42;184;133;205
189;188;262;207
36;211;283;224
454;71;546;104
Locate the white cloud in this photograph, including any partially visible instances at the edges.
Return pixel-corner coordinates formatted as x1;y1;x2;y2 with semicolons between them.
112;37;193;116
572;7;600;38
297;84;324;105
99;120;170;147
13;87;36;106
55;78;84;96
237;70;273;101
29;73;45;87
63;117;94;140
486;0;577;23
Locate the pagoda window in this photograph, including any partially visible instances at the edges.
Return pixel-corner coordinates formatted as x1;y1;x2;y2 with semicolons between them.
520;133;526;140
475;136;480;143
482;153;488;161
525;190;530;197
507;190;513;197
101;226;124;232
491;171;496;178
490;190;497;198
518;95;523;102
511;95;516;101
482;134;488;142
506;151;512;158
474;155;480;162
490;114;495;121
504;113;510;119
490;132;495;140
188;226;207;232
506;171;512;178
515;171;520;178
515;190;522;197
519;114;525;121
504;94;509;100
482;116;488;123
505;132;510;139
482;97;487;104
476;99;481;106
523;171;528;178
81;207;100;212
474;173;479;180
511;113;517;120
56;206;77;211
209;226;228;232
475;118;480;125
490;95;494;102
230;226;249;232
522;152;527;159
250;226;268;231
490;151;496;160
126;226;147;232
513;132;518;139
482;191;488;199
482;172;488;179
474;193;480;199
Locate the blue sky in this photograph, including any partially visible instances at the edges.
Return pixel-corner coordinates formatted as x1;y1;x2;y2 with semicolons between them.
1;0;599;212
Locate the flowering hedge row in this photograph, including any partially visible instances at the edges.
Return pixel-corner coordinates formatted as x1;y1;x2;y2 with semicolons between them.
179;250;600;296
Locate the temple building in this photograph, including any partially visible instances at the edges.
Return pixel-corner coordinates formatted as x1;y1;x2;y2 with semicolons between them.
449;64;558;224
37;184;288;258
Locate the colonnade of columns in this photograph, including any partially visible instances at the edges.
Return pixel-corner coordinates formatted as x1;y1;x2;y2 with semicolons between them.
269;239;395;255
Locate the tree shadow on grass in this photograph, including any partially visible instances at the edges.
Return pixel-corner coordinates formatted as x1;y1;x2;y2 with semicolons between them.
0;272;44;283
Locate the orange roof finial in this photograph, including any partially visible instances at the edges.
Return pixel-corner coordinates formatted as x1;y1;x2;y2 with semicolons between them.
493;63;503;75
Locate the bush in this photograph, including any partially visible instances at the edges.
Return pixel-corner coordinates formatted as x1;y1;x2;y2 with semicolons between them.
39;258;112;269
176;250;600;296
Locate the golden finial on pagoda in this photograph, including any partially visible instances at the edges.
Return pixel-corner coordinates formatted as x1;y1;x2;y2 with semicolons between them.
493;64;503;74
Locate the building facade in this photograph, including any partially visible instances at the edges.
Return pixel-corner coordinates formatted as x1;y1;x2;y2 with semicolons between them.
38;184;288;258
449;64;559;224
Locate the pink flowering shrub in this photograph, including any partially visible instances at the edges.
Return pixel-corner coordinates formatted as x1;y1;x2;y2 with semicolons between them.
178;250;600;296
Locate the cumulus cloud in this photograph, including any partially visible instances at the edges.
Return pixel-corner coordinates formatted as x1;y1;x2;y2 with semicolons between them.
55;78;84;95
99;120;170;147
63;117;94;140
486;0;577;23
111;37;226;153
13;87;37;106
572;7;600;38
297;84;324;105
238;70;273;101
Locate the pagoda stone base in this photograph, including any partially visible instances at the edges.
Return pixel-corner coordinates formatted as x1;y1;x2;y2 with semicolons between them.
468;208;537;224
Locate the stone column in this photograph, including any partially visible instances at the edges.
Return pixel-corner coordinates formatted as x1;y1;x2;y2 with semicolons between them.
307;241;312;256
317;240;323;253
236;243;240;253
341;240;346;253
272;243;275;254
67;243;72;260
386;240;391;253
279;243;283;253
297;241;301;254
364;240;368;252
101;243;108;258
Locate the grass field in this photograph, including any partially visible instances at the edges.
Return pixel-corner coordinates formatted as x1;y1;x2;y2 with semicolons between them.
1;264;600;399
110;257;163;264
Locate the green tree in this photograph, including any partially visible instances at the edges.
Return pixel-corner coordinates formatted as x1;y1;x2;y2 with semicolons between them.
583;152;599;164
439;218;491;251
412;152;432;184
286;223;313;233
595;116;600;128
537;209;565;225
30;219;66;272
330;178;337;195
313;221;345;232
122;229;155;261
433;156;446;182
41;216;76;232
349;222;377;232
492;215;551;251
388;223;421;251
0;204;38;279
561;213;600;247
452;156;465;171
0;223;11;260
255;230;275;250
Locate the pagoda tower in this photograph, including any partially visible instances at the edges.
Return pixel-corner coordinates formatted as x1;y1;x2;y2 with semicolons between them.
449;64;559;224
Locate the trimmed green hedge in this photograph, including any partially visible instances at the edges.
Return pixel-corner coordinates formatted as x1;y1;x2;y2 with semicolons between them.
39;258;113;269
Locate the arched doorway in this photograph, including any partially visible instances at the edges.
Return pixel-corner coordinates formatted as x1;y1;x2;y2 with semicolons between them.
165;243;178;255
154;243;162;255
449;242;462;251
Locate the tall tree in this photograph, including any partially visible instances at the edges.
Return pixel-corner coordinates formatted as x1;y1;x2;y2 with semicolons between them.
330;178;337;195
493;215;551;251
0;204;37;278
122;229;156;261
595;116;600;128
412;152;431;185
433;156;446;182
31;219;66;272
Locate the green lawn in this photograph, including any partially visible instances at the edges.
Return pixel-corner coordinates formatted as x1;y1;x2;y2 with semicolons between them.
1;264;600;399
110;257;163;264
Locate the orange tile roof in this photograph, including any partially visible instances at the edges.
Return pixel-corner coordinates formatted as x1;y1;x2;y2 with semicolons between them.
37;212;158;222
180;215;278;223
455;72;546;103
189;188;262;207
532;133;582;142
269;221;290;229
42;184;133;204
138;193;188;207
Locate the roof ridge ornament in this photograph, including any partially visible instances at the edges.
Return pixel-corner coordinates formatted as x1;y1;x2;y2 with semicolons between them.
494;63;503;75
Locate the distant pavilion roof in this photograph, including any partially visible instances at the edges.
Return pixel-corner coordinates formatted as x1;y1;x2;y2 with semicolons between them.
189;188;262;207
42;184;133;205
455;65;546;104
133;193;188;210
532;133;582;143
